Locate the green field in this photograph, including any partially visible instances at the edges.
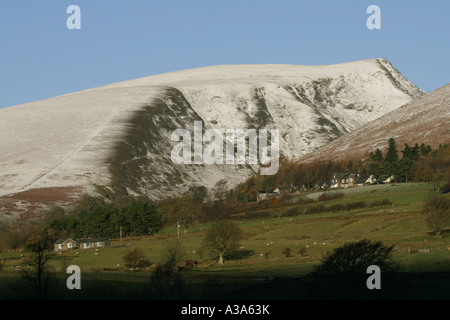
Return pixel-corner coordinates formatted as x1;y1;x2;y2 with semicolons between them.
1;182;449;300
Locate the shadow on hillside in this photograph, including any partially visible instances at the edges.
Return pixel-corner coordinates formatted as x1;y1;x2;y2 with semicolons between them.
427;228;450;236
3;269;450;300
224;250;255;260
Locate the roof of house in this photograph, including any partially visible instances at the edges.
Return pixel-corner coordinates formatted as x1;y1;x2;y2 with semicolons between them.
77;237;109;244
54;238;77;245
356;175;371;184
333;172;347;179
334;171;360;179
53;237;109;245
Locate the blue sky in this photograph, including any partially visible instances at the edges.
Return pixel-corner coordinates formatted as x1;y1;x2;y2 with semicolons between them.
0;0;449;108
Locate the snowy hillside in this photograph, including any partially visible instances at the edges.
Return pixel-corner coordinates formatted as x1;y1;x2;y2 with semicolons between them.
299;83;450;164
0;58;423;221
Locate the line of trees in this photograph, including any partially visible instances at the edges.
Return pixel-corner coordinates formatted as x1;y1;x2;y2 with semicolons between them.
233;139;449;200
154;139;449;227
41;196;163;246
367;138;447;182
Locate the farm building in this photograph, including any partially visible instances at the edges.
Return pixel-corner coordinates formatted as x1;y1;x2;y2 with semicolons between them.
355;175;377;186
53;237;110;251
331;171;360;188
256;186;303;202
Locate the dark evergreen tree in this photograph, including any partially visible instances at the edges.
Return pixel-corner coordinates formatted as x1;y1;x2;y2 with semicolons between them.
420;143;432;157
370;148;383;163
411;143;420;161
385;138;399;164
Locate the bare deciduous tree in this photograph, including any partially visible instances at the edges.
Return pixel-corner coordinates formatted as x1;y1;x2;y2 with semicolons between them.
423;195;450;235
149;240;185;299
20;244;54;299
204;219;242;264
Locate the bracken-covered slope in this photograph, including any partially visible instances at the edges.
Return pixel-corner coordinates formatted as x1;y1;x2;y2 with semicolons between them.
299;83;450;164
0;58;423;223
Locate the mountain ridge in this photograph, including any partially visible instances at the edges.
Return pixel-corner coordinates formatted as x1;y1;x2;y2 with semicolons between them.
299;83;450;164
0;58;424;223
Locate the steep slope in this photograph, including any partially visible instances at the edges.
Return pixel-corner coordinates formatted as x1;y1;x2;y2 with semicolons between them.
0;58;423;222
299;83;450;164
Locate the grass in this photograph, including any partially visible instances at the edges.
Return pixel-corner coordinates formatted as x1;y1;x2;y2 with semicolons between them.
1;182;450;299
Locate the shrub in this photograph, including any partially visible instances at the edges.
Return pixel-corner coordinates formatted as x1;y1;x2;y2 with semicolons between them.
282;206;303;217
318;191;344;202
224;249;254;260
309;239;399;298
328;204;346;212
422;196;450;234
244;211;272;220
150;259;184;299
282;247;292;258
423;195;450;234
149;240;185;299
298;247;307;257
345;201;367;211
123;248;152;269
296;197;316;205
370;199;393;208
305;205;326;215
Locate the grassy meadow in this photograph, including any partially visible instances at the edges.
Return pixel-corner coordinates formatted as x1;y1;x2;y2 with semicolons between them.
1;182;449;300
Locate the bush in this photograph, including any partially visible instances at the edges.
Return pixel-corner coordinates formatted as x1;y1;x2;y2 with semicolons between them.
309;239;399;299
318;191;344;202
328;204;346;212
423;195;450;234
282;247;292;258
345;201;367;211
296;197;316;205
282;206;304;217
305;205;326;215
123;248;152;269
243;211;272;220
298;247;307;257
149;240;185;299
150;259;185;299
370;199;393;208
224;249;254;260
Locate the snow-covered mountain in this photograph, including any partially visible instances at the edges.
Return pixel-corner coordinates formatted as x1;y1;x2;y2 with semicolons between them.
0;58;423;222
299;83;450;164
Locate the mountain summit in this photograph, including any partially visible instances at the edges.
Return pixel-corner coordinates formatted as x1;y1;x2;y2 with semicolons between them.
0;58;423;222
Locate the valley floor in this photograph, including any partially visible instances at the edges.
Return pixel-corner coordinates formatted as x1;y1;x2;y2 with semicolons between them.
1;182;449;300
